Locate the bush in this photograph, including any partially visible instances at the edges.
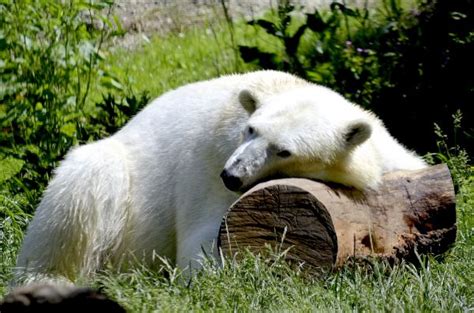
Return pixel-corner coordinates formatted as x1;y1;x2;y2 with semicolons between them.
0;0;149;206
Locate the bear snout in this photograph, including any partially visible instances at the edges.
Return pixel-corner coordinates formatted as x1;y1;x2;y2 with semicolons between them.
220;169;243;192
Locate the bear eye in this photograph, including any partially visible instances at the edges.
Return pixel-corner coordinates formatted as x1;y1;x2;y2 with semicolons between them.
276;150;292;158
248;127;255;135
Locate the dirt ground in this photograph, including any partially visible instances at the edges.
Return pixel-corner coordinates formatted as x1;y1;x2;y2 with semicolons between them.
111;0;370;49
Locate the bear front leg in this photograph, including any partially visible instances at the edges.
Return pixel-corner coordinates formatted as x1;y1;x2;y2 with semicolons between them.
175;218;222;272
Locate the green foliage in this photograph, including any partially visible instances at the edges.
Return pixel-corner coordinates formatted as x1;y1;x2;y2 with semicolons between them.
0;0;133;200
239;0;473;154
85;92;151;138
239;2;308;74
0;158;24;184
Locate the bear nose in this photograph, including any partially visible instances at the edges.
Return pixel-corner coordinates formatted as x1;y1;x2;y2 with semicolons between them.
220;169;243;192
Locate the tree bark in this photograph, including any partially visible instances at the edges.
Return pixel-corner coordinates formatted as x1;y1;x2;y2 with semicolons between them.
218;164;456;271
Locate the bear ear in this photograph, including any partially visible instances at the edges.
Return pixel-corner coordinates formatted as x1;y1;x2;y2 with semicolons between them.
345;120;372;147
238;89;257;114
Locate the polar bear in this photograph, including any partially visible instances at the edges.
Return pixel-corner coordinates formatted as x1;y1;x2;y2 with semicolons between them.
15;70;426;283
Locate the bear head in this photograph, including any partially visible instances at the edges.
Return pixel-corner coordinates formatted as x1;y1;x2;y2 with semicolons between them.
221;86;373;192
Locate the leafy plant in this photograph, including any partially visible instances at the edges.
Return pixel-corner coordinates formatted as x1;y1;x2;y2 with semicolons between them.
425;111;472;197
0;0;124;200
239;1;308;75
84;92;151;140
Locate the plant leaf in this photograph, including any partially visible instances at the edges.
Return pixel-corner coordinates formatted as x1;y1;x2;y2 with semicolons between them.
238;46;279;69
330;3;359;17
286;25;307;55
0;158;25;183
248;19;278;36
60;122;76;137
306;10;327;33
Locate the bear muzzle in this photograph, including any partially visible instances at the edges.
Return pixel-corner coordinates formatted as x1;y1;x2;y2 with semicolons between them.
220;169;243;192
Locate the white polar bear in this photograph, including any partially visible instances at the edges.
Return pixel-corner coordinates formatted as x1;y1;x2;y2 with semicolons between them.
15;70;426;283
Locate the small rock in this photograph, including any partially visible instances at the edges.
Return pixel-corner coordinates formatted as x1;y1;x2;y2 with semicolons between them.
0;284;125;313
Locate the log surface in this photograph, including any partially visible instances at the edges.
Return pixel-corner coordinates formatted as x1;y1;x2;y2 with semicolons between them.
218;164;456;271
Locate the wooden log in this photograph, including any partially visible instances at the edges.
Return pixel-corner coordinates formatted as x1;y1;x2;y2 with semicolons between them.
218;164;456;272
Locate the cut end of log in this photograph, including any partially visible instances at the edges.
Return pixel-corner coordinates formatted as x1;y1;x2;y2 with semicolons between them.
218;184;338;272
218;164;456;271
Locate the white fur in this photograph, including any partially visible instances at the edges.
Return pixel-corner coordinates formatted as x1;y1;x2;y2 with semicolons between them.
15;71;426;283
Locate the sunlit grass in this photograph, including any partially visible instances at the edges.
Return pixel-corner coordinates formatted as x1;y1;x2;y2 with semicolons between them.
99;20;263;101
95;216;473;312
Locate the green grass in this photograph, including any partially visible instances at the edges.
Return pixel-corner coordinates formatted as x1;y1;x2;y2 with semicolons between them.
96;254;473;312
0;192;31;294
99;21;262;101
1;6;473;312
